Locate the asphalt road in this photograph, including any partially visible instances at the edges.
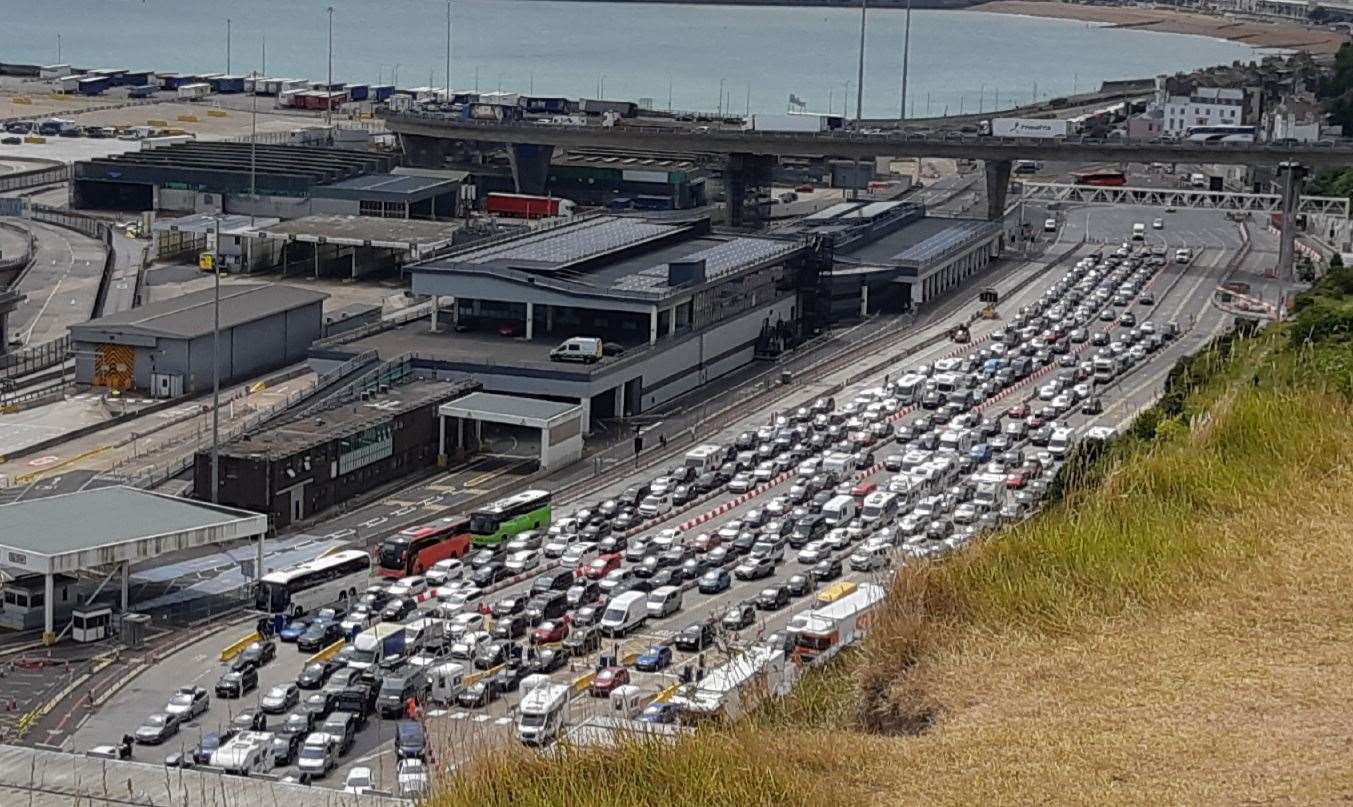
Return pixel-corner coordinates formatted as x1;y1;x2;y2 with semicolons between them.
7;220;105;347
62;205;1252;795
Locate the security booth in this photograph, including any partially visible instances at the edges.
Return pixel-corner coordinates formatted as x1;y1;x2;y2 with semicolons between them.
123;613;150;649
438;392;584;471
71;606;113;643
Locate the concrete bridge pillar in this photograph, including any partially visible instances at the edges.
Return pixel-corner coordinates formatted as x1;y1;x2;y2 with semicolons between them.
508;144;555;195
984;159;1012;221
399;133;457;168
726;152;776;229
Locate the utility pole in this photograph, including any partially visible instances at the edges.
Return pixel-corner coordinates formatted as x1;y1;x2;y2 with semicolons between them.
899;0;912;121
57;34;61;64
226;18;232;74
325;6;334;128
210;217;221;504
446;0;453;98
852;0;867;200
718;77;725;117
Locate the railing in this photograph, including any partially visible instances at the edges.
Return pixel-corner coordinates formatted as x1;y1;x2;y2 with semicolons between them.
0;165;67;193
0;335;69;381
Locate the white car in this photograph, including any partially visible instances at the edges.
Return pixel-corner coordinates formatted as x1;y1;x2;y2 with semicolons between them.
425;559;463;586
387;575;428;598
343;766;374;794
752;461;776;483
651;528;683;550
449;611;485;636
1152;218;1163;229
825;527;852;551
504;550;540;574
1044;217;1057;232
1051;393;1074;414
952;503;979;525
796;540;830;564
716;521;744;542
559;542;598;568
397;757;430;798
450;630;491;661
727;473;753;493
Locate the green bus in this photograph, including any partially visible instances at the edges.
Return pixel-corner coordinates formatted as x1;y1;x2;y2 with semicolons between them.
469;489;552;547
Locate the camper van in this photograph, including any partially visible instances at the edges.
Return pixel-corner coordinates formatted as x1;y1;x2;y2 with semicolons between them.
211;731;276;775
822;494;857;526
684;444;727;473
550;337;603;364
1048;427;1076;459
860;491;899;525
517;683;572;746
428;662;466;703
600;590;648;637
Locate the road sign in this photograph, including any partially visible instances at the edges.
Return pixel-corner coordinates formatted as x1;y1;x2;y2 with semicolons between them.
198;252;215;270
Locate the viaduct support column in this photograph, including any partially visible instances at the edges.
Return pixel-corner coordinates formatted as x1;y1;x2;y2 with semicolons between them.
983;159;1013;221
726;153;775;229
508;144;555;195
1275;161;1309;281
399;134;456;169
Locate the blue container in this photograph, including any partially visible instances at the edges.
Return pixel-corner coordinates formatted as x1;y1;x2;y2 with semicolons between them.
77;76;109;96
371;84;395;102
128;84;156;98
209;75;245;93
346;83;369;101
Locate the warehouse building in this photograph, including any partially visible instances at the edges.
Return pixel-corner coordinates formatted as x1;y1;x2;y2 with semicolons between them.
780;201;1006;319
328;215;809;431
195;377;480;527
69;283;326;395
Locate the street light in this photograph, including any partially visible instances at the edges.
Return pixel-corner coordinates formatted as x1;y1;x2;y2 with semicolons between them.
210;216;221;503
325;6;334;128
899;0;912;121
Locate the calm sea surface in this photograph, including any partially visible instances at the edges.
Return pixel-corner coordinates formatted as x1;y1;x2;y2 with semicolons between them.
3;0;1261;117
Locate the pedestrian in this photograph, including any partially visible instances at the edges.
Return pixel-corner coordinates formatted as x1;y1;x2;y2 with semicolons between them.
659;433;668;450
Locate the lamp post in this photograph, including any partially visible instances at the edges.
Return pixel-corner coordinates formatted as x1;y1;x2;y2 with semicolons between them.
446;1;453;99
210;217;221;503
899;0;911;121
325;6;335;128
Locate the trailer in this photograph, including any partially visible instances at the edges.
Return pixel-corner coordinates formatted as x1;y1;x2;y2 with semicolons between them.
463;102;521;122
346;83;370;102
127;84;157;99
141;135;195;150
990;117;1070;139
485;193;575;219
786;582;886;665
119;71;153;87
668;646;798;721
742;112;834;133
581;99;637;118
209;75;246;94
177;82;210;101
371;84;396;102
54;75;82;93
277;88;303;108
39;64;72;79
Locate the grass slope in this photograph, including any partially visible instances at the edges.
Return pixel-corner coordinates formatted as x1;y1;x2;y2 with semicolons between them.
429;306;1353;806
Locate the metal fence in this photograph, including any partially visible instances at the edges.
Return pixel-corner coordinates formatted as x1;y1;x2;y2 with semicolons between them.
0;335;68;380
0;164;67;194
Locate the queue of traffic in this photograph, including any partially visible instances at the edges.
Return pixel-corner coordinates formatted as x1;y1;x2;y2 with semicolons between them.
96;236;1194;791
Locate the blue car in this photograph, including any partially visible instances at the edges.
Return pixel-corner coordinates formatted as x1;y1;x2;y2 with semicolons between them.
277;617;311;643
638;702;680;724
968;443;992;463
635;644;673;672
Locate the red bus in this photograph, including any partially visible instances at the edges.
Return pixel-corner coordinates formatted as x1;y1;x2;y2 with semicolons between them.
1073;170;1127;187
377;516;471;578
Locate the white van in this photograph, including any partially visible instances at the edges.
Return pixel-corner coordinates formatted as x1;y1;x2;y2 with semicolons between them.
638;493;672;518
822;494;857;526
600;590;648;637
645;586;683;619
549;336;603;364
1131;222;1145;241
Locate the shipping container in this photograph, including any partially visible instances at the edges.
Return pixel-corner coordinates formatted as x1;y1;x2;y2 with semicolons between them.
523;96;571;114
119;71;153;87
346;83;369;101
371;84;395;102
39;64;71;79
486;193;575;219
54;75;82;93
208;75;245;93
128;84;157;98
464;103;520;121
990;117;1070;139
478;91;520;107
581;99;637;118
176;82;211;101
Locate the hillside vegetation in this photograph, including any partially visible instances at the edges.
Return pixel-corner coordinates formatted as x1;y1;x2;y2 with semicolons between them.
429;271;1353;806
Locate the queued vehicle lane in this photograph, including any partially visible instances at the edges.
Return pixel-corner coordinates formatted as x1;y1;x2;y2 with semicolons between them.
74;210;1245;793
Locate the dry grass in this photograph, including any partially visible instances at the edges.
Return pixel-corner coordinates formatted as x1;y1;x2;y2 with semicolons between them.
429;332;1353;807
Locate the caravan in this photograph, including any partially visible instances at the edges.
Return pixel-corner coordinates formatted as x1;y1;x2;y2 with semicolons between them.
517;683;572;746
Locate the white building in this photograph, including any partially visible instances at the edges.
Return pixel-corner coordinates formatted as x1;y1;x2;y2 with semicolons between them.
1162;87;1247;136
1263;97;1325;143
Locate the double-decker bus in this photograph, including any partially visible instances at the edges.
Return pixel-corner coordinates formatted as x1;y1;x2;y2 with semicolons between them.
1185;125;1256;144
1072;170;1127;187
469;489;552;547
254;549;371;616
377;516;471;578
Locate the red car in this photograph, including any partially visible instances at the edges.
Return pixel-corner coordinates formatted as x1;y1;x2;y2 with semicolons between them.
851;481;877;499
498;321;523;337
1007;403;1030;419
583;553;622;581
1027;415;1046;430
531;619;570;645
690;532;722;552
589;666;630;698
1006;470;1030;489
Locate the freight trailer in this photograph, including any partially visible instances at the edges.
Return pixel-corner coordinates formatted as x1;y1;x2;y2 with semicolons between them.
371;84;395;102
741;112;838;132
177;82;210;101
208;75;245;93
77;76;110;96
486;193;575;219
990;117;1071;139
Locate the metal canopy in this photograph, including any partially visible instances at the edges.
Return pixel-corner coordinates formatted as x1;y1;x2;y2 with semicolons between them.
0;487;267;575
439;392;581;428
1019;182;1351;217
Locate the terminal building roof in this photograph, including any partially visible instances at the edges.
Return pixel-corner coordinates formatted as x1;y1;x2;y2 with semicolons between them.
70;283;327;342
410;215;804;307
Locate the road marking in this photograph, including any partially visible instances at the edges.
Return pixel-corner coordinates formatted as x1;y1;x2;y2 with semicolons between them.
472;714;490;723
450;711;468;720
359;517;387;529
426;709;448;718
421;495;445;505
390;506;417;518
326;529;355;540
494;717;512;726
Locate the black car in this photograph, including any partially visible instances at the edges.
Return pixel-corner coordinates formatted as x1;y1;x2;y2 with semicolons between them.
381;597;417;622
296;660;340;690
672;484;694;506
471;563;510;587
562;626;601;657
674;620;717;653
475;640;514;670
215;667;258;698
192;730;237;765
231;640;276;671
277;711;314;740
566;581;602;608
492;615;529;640
456;681;498;709
756;585;792;611
133;712;181;745
523;591;568;624
676;557;711;583
630;568;677;593
785;573;815;598
377;670;431;719
297;620;344;652
272;732;305;766
489;663;530;695
301;691;334;719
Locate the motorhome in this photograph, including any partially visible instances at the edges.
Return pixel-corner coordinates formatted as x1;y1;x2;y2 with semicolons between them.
787;583;887;664
860;491;899;525
211;731;276;775
517;683;572;746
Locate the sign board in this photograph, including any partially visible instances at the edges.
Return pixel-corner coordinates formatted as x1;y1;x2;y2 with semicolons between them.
198;252;214;270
